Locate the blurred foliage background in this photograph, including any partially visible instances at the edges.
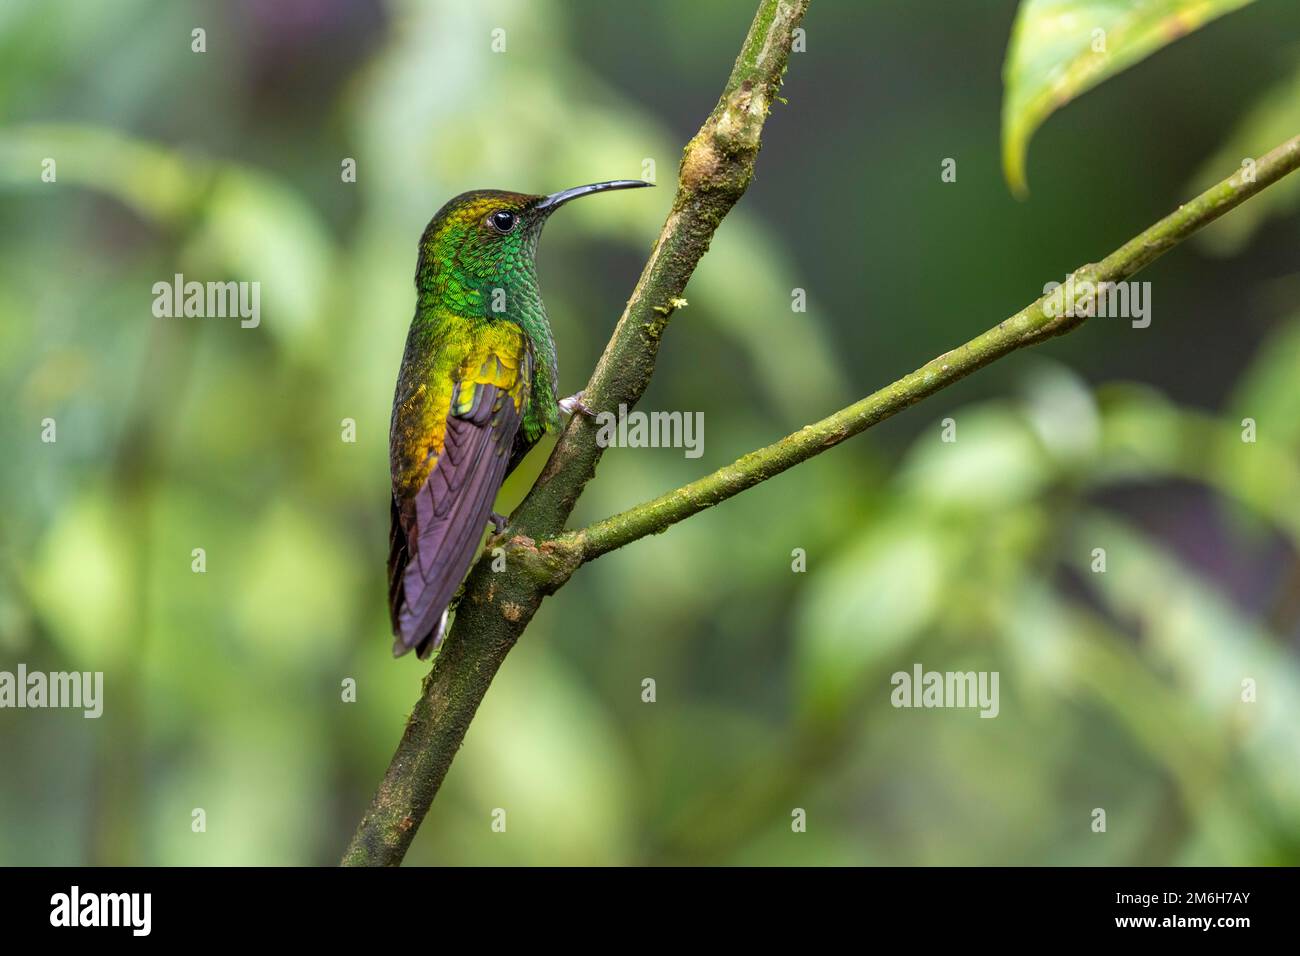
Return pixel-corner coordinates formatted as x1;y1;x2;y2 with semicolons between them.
1;0;1298;865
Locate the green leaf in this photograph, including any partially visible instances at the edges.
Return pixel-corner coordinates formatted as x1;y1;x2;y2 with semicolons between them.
794;517;950;720
0;123;206;223
1188;58;1300;255
895;403;1053;511
1002;0;1255;196
1092;383;1300;547
1230;313;1300;453
1072;513;1300;848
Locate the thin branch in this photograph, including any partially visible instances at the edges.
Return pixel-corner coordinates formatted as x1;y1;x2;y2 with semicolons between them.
559;134;1300;563
341;0;811;867
510;0;812;543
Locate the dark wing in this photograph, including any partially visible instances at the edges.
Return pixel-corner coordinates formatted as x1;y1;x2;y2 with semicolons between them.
388;363;527;659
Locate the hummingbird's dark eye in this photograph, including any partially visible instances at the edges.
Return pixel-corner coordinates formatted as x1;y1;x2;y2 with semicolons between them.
488;210;518;234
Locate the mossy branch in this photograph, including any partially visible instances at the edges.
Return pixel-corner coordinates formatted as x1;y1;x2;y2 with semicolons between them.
343;0;1300;867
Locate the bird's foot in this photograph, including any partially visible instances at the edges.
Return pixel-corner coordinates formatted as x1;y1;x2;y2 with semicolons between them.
559;390;594;418
488;511;508;534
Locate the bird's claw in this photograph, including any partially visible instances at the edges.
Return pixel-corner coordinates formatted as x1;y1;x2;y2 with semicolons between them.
488;511;508;534
559;390;594;419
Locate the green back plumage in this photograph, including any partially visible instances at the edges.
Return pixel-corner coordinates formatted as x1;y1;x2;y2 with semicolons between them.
388;180;651;657
411;189;559;440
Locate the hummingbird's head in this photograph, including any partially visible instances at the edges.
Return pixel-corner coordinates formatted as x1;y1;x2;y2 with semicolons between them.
415;180;652;315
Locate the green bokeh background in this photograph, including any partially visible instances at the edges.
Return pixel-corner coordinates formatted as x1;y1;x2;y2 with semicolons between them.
1;0;1298;865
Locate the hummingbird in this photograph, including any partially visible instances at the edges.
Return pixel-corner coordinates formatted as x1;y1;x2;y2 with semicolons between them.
388;179;652;659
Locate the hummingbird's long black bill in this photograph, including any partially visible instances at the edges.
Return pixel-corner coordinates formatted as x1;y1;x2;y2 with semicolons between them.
535;179;653;213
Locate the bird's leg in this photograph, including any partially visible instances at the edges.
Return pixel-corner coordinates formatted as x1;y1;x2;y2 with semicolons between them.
488;511;508;534
558;389;594;418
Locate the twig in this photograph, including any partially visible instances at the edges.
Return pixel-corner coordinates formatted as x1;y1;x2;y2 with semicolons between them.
561;134;1300;562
